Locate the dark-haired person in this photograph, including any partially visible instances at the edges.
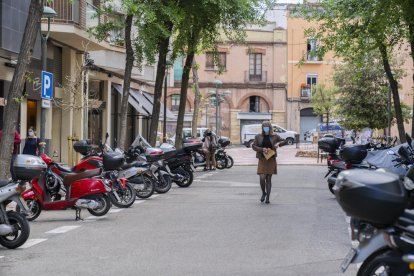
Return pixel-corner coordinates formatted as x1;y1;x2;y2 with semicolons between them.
23;126;39;156
202;129;217;171
252;121;287;204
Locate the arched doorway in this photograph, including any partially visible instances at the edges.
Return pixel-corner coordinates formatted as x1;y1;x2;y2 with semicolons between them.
300;107;321;142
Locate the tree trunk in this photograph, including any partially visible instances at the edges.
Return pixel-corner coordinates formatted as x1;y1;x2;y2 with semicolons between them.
408;24;414;138
118;14;134;150
0;0;43;179
191;59;201;138
175;52;196;149
148;22;172;146
379;43;406;142
326;112;329;132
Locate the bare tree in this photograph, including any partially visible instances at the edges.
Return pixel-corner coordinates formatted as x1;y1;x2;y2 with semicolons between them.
191;59;201;138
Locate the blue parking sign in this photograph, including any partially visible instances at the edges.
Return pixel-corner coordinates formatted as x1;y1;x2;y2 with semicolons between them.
41;71;53;100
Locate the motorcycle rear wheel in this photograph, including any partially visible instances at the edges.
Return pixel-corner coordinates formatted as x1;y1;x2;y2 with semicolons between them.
0;211;30;249
216;155;228;170
328;173;338;195
87;195;111;217
357;248;394;276
16;199;42;221
109;183;136;208
226;156;234;169
154;173;172;194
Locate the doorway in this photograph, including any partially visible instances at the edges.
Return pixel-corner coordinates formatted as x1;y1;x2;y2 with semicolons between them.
27;100;37;131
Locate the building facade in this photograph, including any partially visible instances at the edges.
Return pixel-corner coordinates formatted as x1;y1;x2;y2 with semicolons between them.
169;20;288;144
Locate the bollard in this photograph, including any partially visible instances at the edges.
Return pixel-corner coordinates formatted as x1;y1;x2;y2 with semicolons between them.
294;133;300;149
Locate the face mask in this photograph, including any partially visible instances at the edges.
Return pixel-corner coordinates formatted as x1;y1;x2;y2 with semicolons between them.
28;131;34;137
263;127;270;134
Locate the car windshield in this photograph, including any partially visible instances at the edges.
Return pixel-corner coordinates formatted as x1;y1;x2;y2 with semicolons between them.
131;134;152;149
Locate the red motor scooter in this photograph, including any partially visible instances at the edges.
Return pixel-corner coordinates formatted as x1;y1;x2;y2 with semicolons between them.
20;154;113;221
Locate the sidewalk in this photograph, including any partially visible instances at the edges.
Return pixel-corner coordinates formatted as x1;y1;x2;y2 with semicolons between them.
227;143;324;166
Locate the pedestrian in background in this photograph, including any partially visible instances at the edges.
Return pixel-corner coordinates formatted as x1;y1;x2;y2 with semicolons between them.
203;129;217;171
23;126;39;156
252;121;287;204
0;126;21;179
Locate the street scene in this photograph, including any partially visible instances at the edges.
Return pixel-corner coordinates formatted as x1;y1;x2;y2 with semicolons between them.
1;0;414;275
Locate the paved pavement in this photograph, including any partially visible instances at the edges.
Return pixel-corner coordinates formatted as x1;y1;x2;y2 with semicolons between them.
0;166;356;276
227;144;324;166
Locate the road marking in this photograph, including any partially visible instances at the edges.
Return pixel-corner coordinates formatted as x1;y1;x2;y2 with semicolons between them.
151;194;160;198
19;239;47;249
46;226;81;234
0;256;4;259
84;215;107;220
109;209;124;213
134;200;145;205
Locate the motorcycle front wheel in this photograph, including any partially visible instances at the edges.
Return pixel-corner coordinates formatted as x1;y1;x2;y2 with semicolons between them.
0;211;30;249
174;167;194;188
16;199;42;221
216;155;228;170
154;172;172;194
132;175;155;199
109;183;136;208
226;156;234;169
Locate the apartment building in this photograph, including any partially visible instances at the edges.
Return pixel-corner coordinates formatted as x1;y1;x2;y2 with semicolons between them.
170;18;288;144
0;0;169;165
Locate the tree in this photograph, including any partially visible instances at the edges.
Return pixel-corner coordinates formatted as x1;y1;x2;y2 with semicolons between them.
191;60;201;138
173;0;265;148
300;0;407;142
0;0;43;179
333;52;409;131
311;84;336;131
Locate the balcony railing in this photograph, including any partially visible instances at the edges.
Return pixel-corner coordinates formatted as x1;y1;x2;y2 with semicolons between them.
48;0;80;25
47;0;100;30
244;71;267;83
301;88;312;98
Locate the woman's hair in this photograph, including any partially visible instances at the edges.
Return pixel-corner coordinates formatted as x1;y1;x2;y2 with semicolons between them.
261;121;273;135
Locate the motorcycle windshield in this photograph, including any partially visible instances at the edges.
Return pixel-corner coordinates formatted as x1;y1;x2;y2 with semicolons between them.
131;135;152;149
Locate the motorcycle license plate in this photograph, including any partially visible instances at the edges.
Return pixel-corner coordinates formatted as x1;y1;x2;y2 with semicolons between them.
340;248;357;272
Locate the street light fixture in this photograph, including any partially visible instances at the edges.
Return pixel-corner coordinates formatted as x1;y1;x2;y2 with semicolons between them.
163;60;173;143
40;6;57;154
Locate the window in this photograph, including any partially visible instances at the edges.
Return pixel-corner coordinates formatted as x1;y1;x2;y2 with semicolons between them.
273;126;286;133
307;74;318;96
249;54;262;81
171;95;180;112
307;38;319;61
205;52;226;70
249;96;260;112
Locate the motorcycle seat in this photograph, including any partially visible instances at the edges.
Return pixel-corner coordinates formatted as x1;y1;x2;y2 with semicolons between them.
63;168;102;186
0;180;9;188
54;163;73;174
121;163;134;170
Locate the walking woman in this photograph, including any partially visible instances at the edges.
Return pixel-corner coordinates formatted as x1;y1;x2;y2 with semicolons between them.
22;127;39;156
252;121;287;204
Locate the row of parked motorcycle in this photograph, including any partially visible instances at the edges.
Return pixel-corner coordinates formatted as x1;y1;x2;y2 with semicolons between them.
0;134;233;249
319;134;414;275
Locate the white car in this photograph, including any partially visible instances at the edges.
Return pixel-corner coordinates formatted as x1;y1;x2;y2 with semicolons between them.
241;124;297;147
167;127;229;145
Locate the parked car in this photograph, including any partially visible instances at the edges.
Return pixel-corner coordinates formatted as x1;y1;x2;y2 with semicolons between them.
241;124;297;147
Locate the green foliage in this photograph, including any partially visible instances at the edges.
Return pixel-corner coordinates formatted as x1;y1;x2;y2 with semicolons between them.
333;52;409;130
311;84;336;118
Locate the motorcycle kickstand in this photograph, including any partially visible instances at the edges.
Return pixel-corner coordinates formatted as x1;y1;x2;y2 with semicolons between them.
75;207;83;221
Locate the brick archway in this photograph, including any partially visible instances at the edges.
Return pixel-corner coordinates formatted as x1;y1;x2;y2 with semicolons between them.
236;92;273;110
204;93;235;109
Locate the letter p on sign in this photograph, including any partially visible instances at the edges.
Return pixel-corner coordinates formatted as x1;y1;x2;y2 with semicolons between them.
41;71;53;100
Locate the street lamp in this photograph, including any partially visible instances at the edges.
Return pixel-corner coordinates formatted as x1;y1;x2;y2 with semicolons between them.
212;79;222;135
163;60;173;143
40;6;57;153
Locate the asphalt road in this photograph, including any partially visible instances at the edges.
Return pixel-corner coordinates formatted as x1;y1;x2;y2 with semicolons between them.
0;166;356;276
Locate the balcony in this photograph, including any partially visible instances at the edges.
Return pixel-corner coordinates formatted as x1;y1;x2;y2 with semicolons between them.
300;87;312;100
45;0;107;51
244;71;267;83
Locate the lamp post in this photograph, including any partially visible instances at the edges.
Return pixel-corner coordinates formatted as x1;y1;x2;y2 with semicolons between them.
40;6;57;154
163;60;173;143
212;79;222;135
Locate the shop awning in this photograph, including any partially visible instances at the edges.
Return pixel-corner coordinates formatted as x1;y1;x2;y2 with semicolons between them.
112;84;150;116
142;92;176;120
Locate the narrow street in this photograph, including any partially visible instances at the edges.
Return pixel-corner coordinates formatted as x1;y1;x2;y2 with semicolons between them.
0;166;356;276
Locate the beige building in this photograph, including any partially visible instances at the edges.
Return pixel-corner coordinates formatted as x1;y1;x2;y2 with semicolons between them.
169;20;288;144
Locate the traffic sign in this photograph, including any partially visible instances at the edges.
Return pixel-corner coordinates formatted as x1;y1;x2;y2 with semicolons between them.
42;99;51;108
41;71;53;100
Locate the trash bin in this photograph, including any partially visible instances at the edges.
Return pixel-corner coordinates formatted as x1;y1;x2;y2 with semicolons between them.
294;133;300;148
